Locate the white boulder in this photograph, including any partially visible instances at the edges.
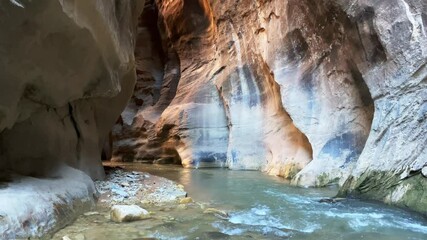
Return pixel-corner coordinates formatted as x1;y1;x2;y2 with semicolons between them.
110;205;150;223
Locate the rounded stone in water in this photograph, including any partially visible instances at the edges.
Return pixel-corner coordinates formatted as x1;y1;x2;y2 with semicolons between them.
110;205;150;223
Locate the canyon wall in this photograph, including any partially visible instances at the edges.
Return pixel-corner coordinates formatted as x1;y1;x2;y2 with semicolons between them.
0;0;144;238
113;0;427;214
0;0;424;237
337;0;427;215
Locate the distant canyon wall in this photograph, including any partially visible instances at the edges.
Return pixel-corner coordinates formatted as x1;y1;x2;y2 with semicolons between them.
113;0;427;214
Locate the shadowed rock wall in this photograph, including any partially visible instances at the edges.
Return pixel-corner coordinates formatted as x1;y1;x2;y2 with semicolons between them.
0;0;144;238
0;0;143;179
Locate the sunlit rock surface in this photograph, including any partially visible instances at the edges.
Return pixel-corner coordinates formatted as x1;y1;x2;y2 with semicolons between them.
113;0;314;178
0;0;144;238
113;0;427;214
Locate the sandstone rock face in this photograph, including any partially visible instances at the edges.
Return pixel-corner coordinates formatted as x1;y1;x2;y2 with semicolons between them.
113;0;427;214
0;0;143;179
113;0;315;178
114;0;373;180
0;0;144;238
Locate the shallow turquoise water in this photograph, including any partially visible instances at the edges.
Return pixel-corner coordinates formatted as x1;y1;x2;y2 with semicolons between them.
114;164;427;240
56;164;427;240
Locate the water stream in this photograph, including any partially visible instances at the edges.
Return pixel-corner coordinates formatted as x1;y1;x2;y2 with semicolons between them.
56;164;427;240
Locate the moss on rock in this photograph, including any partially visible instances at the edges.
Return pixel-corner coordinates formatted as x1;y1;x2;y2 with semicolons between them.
338;171;427;216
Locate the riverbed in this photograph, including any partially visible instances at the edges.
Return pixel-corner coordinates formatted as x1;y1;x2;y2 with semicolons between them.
55;163;427;239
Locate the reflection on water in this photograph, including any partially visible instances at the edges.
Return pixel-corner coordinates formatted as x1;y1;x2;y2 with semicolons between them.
56;163;427;240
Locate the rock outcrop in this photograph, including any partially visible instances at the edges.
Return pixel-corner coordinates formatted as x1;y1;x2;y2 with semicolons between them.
112;0;427;214
0;0;144;238
337;0;427;215
0;0;143;179
0;166;96;238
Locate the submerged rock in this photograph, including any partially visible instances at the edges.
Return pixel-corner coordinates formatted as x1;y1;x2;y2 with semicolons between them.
422;167;427;178
75;234;86;240
203;208;229;219
318;198;346;204
83;211;100;216
179;197;193;204
177;204;188;210
202;231;231;239
110;205;150;223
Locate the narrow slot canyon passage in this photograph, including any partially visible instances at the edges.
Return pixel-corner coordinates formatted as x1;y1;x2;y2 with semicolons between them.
0;0;426;239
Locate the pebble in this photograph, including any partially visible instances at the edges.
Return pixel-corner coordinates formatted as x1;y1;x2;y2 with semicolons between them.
179;197;193;204
83;211;99;216
111;188;129;198
319;198;346;203
120;182;130;187
422;166;427;177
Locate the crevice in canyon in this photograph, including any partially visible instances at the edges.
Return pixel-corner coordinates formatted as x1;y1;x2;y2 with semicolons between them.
68;103;81;139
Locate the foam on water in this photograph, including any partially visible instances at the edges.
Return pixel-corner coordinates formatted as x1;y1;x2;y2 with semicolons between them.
228;205;286;228
148;232;186;240
316;206;427;234
391;219;427;234
212;222;247;236
226;205;321;234
264;186;427;237
263;189;316;205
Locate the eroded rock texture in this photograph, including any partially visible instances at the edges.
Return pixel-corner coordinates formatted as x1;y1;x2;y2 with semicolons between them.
337;0;427;215
0;0;144;238
113;0;427;214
